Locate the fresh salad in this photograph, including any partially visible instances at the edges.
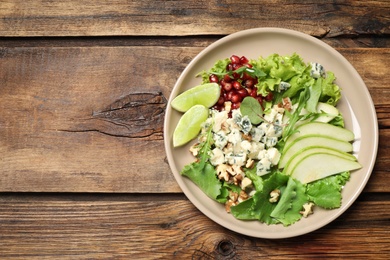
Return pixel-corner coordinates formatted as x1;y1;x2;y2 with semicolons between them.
171;53;361;226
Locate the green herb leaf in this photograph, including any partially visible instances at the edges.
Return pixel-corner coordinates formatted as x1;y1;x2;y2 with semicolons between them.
240;96;264;125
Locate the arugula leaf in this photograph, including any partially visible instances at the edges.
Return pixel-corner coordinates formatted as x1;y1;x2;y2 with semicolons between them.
281;87;310;141
306;172;350;209
240;97;264;125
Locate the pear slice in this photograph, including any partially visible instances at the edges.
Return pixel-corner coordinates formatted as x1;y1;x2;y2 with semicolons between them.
279;135;353;169
299;102;340;123
290;153;362;184
283;146;357;175
284;122;355;150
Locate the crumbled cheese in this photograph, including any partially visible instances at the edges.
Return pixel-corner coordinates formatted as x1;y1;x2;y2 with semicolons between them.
310;62;326;79
209;148;225;166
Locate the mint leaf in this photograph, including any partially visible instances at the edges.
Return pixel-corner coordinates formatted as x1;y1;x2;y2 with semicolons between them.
240;96;264;125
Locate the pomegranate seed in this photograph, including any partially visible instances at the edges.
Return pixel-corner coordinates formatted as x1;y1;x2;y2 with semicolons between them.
237;88;249;98
209;74;219;83
243;79;255;88
250;89;258;98
265;92;274;102
232;72;240;80
223;74;232;82
231;102;241;110
226;63;234;71
240;56;249;64
244;63;253;68
232;81;242;90
223;82;233;92
220;79;227;87
231;93;242;103
256;96;263;104
226;91;235;101
232;63;242;70
230;55;241;64
241;72;251;81
217;96;225;106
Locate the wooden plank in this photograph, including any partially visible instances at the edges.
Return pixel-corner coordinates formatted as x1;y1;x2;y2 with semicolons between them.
0;194;389;259
0;46;389;193
0;0;389;37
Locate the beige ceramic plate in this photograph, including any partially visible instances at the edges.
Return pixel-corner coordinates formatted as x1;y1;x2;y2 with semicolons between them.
164;28;378;238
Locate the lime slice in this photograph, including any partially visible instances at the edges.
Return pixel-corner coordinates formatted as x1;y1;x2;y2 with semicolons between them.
173;104;209;147
171;83;220;112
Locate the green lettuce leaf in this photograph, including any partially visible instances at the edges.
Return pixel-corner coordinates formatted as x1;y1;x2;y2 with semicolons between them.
230;171;289;225
270;178;308;226
180;124;225;201
306;171;350;209
197;58;230;84
319;71;341;106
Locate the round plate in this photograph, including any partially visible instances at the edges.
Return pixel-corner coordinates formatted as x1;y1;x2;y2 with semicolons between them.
164;28;378;238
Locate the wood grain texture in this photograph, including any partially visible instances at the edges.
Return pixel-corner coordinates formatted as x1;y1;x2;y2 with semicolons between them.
0;46;389;192
0;194;389;259
0;0;389;37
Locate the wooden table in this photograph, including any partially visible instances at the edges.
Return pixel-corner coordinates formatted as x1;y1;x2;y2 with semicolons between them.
0;1;389;259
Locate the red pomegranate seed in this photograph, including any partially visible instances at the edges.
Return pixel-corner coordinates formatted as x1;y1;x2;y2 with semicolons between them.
232;63;242;70
231;102;241;110
240;56;249;64
241;72;251;81
230;55;241;64
223;82;233;92
250;89;258;98
232;72;240;80
243;79;255;88
232;81;242;90
226;63;234;71
256;96;263;104
231;93;242;103
217;96;225;106
223;74;232;82
265;92;274;102
220;79;227;87
226;91;235;101
209;74;219;83
237;88;249;98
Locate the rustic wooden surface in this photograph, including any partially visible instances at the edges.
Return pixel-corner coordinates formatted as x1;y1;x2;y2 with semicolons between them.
0;1;389;259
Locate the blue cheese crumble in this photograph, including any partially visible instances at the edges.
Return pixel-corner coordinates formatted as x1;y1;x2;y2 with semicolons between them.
195;103;284;182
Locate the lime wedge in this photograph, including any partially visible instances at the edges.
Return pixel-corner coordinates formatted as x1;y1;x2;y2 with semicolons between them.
171;83;220;112
173;104;209;147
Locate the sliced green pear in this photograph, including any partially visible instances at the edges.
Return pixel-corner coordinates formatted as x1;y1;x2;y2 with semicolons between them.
283;146;357;175
284;122;355;150
290;153;362;184
279;135;353;169
299;102;339;123
314;102;340;123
